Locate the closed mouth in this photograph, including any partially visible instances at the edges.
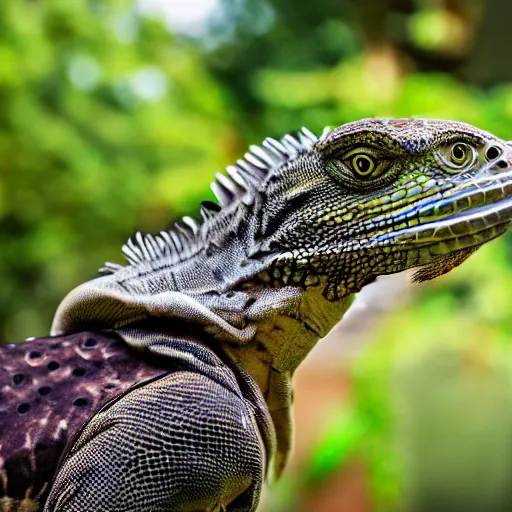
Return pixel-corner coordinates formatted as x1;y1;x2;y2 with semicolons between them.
370;169;512;252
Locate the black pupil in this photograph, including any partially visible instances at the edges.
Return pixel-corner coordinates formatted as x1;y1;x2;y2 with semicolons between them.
357;157;371;173
453;145;465;161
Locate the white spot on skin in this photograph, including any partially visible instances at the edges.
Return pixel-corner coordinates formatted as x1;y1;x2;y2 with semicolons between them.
0;460;7;492
55;420;68;440
23;432;32;450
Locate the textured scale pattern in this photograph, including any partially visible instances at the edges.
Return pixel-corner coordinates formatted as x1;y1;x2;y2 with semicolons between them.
46;371;265;511
0;331;174;510
0;330;269;511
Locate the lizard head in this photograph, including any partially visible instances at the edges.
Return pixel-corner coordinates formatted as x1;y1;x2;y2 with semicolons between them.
263;118;512;299
52;118;512;335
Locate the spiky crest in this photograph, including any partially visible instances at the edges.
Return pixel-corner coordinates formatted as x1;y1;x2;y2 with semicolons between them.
98;127;319;274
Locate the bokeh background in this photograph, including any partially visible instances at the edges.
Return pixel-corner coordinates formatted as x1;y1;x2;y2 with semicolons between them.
2;0;512;510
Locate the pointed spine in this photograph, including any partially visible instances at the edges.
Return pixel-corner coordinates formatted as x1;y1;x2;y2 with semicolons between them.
109;127;318;271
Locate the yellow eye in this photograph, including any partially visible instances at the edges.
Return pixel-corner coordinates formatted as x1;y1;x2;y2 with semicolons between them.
450;143;473;167
352;154;376;176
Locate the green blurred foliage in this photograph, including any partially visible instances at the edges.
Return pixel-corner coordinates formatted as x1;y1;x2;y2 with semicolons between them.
3;0;512;510
349;237;512;511
0;0;234;339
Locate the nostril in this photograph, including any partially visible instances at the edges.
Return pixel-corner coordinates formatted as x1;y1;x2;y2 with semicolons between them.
486;146;501;161
496;159;509;169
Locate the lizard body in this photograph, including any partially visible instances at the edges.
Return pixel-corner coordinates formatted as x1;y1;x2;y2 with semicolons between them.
2;118;512;510
0;331;174;510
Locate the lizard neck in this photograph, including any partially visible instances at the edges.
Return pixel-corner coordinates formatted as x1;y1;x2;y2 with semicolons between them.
216;280;354;394
215;280;353;477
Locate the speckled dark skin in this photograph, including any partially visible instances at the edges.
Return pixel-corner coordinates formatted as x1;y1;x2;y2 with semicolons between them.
0;327;271;512
0;331;175;510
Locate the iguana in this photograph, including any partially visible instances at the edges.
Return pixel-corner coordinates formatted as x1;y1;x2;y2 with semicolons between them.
1;118;512;511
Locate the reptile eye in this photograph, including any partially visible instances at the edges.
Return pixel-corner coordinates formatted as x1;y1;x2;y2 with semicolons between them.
449;143;474;167
335;148;391;183
438;142;476;172
352;154;375;176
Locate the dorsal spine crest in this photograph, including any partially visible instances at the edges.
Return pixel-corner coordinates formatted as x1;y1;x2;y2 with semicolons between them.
100;128;320;274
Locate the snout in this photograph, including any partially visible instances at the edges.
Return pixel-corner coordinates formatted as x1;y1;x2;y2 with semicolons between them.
370;164;512;253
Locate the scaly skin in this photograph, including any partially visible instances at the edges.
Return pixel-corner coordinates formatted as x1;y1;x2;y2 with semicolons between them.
2;118;512;511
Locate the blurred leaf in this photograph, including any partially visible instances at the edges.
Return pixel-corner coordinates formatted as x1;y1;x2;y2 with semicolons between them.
306;407;366;484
